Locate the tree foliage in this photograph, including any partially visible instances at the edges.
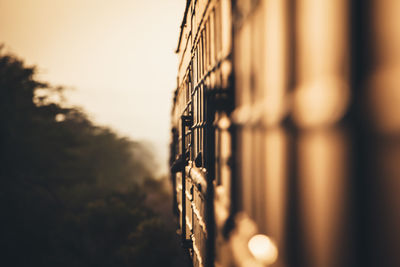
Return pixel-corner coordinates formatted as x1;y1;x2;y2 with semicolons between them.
0;47;185;267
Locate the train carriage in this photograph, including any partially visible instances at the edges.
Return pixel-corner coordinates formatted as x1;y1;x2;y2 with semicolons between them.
170;1;400;267
171;1;233;266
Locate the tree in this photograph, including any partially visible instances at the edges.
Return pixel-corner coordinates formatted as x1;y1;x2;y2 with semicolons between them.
0;46;187;267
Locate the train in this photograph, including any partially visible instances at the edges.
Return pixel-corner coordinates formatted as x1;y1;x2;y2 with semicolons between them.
170;0;400;267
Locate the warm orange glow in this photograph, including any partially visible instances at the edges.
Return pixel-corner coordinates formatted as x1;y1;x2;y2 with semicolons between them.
261;0;288;126
262;128;287;245
298;129;350;267
0;0;185;174
248;234;278;265
294;0;349;128
293;77;350;127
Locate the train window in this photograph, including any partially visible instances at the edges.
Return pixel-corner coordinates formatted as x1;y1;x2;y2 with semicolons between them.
196;42;200;84
198;40;201;81
189;70;193;97
200;88;203;158
201;85;204;123
201;85;204;163
195;50;198;85
186;75;190;103
204;22;208;73
190;60;195;90
203;29;206;75
191;11;194;46
194;89;198;125
178;119;182;155
197;88;200;156
210;9;215;66
198;86;201;122
198;42;200;82
197;86;200;124
201;42;203;80
203;27;207;75
207;19;211;70
199;38;202;80
199;43;202;82
200;34;204;79
215;3;220;59
194;88;197;158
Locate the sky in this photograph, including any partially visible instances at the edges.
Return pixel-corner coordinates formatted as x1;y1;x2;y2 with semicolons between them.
0;0;185;174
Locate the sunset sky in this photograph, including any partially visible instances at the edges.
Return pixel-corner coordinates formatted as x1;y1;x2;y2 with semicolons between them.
0;0;185;174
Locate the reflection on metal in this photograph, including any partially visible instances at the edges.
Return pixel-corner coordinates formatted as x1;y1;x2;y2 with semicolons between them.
293;77;349;128
228;214;279;267
298;129;351;267
293;0;349;128
248;235;278;266
170;0;400;266
261;127;287;253
186;166;208;195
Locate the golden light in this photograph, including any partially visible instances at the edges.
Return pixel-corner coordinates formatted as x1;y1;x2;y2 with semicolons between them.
293;76;350;128
0;0;185;175
293;0;350;129
55;113;66;122
247;234;278;265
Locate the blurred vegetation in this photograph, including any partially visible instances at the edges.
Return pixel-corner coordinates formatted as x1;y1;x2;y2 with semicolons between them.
0;46;186;267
